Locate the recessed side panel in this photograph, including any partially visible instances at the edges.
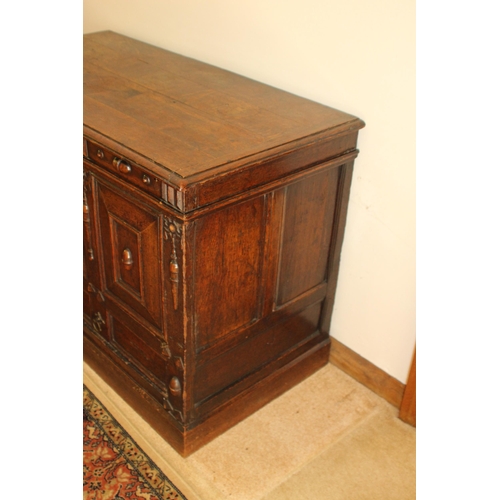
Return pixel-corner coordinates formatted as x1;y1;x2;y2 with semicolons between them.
193;196;266;350
276;166;341;307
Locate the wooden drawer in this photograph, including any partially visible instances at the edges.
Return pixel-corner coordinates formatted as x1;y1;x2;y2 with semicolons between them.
108;307;167;386
86;138;163;200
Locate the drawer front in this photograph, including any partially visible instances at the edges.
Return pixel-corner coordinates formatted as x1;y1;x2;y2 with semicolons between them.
95;178;164;331
108;307;168;385
86;139;163;200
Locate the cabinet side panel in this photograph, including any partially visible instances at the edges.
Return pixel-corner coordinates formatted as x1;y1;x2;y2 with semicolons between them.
276;167;341;306
194;196;266;349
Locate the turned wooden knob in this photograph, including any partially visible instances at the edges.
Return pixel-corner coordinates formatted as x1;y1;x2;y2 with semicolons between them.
113;157;131;174
121;248;133;270
169;376;182;397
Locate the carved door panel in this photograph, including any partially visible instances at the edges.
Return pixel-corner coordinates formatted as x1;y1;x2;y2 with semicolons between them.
83;168;108;338
94;179;164;332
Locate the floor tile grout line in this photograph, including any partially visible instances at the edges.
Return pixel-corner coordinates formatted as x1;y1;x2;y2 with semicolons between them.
255;399;385;499
260;400;415;500
183;365;385;500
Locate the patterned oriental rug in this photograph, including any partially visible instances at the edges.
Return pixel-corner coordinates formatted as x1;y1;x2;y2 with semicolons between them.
83;385;188;500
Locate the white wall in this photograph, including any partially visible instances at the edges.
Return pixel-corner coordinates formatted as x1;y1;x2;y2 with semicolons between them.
83;0;415;383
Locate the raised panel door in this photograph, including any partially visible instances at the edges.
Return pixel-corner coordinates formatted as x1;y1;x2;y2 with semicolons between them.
94;178;164;332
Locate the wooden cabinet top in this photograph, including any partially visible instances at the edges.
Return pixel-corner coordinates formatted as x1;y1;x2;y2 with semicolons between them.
84;32;363;176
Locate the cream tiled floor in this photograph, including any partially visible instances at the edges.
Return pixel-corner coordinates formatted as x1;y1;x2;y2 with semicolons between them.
84;362;415;500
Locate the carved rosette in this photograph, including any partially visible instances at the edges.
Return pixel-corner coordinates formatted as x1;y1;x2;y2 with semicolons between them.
163;218;182;311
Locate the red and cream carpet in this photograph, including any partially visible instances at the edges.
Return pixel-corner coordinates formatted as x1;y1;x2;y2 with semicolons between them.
83;385;187;500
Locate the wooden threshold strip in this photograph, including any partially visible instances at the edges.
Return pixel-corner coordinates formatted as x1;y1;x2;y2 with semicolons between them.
329;338;405;409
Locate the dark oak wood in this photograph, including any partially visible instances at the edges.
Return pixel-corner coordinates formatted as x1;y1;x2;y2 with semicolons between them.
83;31;364;456
329;338;406;408
276;167;341;306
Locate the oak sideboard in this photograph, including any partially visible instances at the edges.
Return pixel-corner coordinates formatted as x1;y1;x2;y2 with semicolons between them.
83;31;364;456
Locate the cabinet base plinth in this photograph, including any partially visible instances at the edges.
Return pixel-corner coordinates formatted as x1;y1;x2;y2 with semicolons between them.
84;331;330;457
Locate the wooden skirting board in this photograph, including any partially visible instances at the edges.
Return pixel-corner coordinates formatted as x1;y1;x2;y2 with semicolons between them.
329;338;406;409
399;349;416;426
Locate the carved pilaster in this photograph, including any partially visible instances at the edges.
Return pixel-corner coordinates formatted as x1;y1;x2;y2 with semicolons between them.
162;354;185;423
163;218;182;311
83;170;95;261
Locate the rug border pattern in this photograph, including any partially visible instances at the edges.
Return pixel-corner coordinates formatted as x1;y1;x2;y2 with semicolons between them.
84;384;188;500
